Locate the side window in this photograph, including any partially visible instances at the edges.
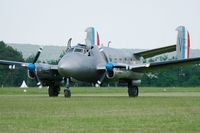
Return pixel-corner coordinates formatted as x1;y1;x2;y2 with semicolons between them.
124;58;127;63
114;58;117;63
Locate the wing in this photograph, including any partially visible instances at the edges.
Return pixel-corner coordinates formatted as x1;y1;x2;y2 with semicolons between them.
0;59;58;70
130;57;200;72
0;60;29;68
134;45;176;59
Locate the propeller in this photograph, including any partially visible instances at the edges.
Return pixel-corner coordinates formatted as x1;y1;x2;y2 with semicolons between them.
97;48;127;86
27;47;43;86
96;48;111;85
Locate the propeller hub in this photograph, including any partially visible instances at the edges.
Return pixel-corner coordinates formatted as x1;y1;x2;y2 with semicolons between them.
28;63;35;72
106;63;114;72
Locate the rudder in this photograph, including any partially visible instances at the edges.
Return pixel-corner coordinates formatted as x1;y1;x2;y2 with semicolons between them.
176;26;190;59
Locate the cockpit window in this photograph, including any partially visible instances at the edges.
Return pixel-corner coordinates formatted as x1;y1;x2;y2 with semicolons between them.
74;48;84;53
68;48;74;53
67;47;86;54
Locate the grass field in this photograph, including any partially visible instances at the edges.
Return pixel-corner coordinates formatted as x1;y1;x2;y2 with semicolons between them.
0;87;200;133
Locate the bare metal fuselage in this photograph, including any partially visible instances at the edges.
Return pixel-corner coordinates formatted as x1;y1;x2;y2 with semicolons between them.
58;45;143;83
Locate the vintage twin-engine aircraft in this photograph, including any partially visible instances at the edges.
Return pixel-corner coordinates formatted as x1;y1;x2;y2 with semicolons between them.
0;26;200;97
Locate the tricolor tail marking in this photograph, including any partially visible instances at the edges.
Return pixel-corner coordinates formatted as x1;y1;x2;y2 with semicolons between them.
176;26;190;59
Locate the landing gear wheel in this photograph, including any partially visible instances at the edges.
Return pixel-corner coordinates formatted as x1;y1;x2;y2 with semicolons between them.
64;89;71;98
128;84;139;97
48;85;60;97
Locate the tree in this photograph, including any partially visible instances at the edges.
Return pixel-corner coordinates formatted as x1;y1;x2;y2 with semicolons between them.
141;55;200;87
0;41;26;87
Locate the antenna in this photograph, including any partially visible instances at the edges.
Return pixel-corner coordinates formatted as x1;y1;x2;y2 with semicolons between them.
107;41;111;47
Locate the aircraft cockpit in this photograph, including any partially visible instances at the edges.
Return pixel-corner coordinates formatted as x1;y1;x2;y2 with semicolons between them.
67;44;87;55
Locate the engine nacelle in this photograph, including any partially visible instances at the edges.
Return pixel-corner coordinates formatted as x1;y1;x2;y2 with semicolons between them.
28;63;62;86
106;68;143;81
28;71;35;79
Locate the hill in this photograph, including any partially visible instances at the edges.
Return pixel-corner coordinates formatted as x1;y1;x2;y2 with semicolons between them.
6;43;200;61
7;43;65;61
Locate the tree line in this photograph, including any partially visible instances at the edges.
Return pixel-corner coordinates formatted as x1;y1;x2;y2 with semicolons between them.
1;41;200;87
141;55;200;87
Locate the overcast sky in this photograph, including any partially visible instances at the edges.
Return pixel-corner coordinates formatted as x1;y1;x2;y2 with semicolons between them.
0;0;200;49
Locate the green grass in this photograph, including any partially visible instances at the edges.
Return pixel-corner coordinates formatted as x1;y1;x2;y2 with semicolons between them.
0;87;200;133
0;87;200;95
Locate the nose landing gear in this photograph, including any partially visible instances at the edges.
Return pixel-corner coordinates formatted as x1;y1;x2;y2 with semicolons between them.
64;77;71;98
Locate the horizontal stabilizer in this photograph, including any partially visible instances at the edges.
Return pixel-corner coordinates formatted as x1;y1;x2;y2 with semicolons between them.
134;45;176;59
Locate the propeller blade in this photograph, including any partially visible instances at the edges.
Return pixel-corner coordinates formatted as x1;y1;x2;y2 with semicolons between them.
33;72;41;86
33;47;43;64
97;72;106;85
96;48;111;85
99;48;110;63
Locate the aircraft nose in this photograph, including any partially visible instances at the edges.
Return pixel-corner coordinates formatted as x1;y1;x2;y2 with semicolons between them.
58;63;70;75
58;55;80;77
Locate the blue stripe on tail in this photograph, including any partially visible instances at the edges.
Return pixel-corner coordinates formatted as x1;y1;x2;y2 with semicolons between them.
181;27;186;59
91;27;95;48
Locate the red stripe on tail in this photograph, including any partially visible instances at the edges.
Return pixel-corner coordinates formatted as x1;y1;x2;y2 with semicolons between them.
187;31;190;58
97;32;100;46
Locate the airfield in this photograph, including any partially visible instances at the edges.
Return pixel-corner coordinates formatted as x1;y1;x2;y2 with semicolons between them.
0;87;199;133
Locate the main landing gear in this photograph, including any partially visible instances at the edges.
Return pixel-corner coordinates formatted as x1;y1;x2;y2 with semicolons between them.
128;82;139;97
64;77;71;98
48;82;60;97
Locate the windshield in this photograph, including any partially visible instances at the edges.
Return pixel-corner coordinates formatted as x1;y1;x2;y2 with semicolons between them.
74;48;83;53
67;47;86;54
67;48;74;53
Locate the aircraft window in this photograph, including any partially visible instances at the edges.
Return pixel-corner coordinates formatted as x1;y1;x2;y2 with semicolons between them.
74;48;84;53
124;58;127;63
68;48;74;53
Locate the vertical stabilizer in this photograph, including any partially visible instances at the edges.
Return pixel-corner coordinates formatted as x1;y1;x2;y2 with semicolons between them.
85;27;95;49
176;26;190;59
85;27;101;49
97;31;100;47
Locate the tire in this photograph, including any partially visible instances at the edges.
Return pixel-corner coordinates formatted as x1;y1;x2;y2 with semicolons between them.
48;85;60;97
64;89;71;98
128;84;139;97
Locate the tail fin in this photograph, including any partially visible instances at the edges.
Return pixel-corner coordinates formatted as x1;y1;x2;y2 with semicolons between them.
176;26;190;59
85;27;95;49
85;27;101;49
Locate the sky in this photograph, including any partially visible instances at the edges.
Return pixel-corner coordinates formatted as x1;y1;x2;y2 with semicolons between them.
0;0;200;49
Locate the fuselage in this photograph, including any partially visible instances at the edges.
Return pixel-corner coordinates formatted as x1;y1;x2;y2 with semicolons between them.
58;44;143;83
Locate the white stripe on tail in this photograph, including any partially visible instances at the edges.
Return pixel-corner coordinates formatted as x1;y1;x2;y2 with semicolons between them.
176;26;190;59
85;27;101;49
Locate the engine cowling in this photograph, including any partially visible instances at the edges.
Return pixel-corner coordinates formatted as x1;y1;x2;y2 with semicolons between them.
28;71;35;79
106;68;143;81
28;63;62;86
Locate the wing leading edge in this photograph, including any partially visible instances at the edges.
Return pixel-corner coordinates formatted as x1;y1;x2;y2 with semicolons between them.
0;60;28;67
0;60;58;70
130;57;200;72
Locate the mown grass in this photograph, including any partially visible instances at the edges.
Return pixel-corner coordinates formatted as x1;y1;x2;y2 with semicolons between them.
0;87;200;133
0;87;200;95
